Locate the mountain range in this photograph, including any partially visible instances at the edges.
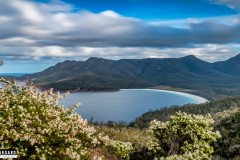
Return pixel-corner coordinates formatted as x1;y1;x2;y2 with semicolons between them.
22;54;240;96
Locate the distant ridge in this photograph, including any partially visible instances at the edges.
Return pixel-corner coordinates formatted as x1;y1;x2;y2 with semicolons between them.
0;73;27;77
213;53;240;76
22;54;240;94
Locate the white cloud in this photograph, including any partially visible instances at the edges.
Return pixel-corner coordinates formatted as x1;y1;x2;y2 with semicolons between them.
10;0;45;24
0;37;36;45
100;10;122;18
0;16;12;22
1;44;239;63
0;0;239;63
211;0;240;10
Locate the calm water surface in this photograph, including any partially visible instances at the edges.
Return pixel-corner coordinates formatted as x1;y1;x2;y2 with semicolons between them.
0;80;207;122
0;73;27;77
59;89;207;123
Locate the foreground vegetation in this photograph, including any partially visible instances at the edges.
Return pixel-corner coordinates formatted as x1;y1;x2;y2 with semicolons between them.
1;79;240;159
214;108;240;159
96;108;240;160
96;97;240;159
0;79;133;159
130;97;240;128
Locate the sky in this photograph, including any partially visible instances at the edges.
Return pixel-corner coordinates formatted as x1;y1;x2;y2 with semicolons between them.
0;0;240;73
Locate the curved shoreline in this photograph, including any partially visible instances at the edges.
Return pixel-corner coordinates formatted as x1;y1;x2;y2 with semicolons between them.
154;89;208;103
121;89;208;104
14;80;208;104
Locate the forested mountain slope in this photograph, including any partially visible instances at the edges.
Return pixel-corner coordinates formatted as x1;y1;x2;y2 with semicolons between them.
22;54;240;93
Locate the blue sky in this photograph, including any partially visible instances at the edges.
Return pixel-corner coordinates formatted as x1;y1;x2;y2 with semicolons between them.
58;0;238;19
0;0;240;73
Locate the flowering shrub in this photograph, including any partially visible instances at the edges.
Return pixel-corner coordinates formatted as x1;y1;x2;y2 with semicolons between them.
111;141;133;160
147;112;221;160
0;79;132;159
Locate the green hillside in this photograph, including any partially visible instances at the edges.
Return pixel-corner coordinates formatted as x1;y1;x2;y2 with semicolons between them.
22;54;240;99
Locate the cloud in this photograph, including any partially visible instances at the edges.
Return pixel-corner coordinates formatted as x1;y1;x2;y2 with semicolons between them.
211;0;240;10
1;44;239;63
0;0;240;63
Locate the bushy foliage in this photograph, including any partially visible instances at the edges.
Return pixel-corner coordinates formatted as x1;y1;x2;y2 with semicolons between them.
94;125;151;159
0;79;132;159
94;125;149;151
147;112;221;159
111;141;133;160
130;97;240;129
214;108;240;160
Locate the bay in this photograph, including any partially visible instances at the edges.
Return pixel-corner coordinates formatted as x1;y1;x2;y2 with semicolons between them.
59;89;207;123
0;80;207;123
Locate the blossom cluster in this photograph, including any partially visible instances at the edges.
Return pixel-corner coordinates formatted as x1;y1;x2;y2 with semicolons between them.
0;78;132;159
111;141;133;160
147;112;221;160
97;133;133;160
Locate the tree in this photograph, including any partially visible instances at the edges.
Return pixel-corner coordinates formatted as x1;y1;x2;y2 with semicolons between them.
147;112;221;159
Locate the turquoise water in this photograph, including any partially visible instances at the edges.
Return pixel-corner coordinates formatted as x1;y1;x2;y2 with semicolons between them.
59;89;206;123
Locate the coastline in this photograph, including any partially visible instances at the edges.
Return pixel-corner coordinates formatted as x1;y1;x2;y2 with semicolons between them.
121;88;208;104
60;87;208;104
18;80;120;93
151;89;208;103
148;86;223;101
15;80;208;102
